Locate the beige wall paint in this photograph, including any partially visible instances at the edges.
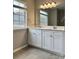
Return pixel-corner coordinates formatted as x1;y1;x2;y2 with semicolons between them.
24;0;36;27
35;0;40;26
13;29;27;50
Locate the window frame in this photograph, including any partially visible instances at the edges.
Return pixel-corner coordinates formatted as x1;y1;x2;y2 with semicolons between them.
13;1;27;29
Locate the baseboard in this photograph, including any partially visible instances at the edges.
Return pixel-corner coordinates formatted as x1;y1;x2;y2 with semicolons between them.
13;44;28;53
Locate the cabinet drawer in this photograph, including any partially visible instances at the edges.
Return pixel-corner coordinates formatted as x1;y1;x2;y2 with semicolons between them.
31;29;41;35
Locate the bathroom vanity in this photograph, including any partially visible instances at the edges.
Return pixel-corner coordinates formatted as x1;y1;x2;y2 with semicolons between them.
28;26;65;56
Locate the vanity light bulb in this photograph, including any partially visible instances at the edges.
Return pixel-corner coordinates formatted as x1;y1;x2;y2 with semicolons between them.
40;5;43;8
51;2;56;7
40;5;46;9
45;4;49;9
48;3;51;6
44;4;47;8
50;4;52;8
47;3;50;8
52;2;55;5
40;2;56;9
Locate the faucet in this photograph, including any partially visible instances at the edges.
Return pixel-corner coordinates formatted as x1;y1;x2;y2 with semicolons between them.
53;26;57;29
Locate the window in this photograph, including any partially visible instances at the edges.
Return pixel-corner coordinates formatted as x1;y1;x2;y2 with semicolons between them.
13;0;27;28
40;10;48;26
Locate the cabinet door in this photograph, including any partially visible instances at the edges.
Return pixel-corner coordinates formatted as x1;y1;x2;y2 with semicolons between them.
42;30;53;51
35;30;41;48
54;31;65;54
28;29;41;48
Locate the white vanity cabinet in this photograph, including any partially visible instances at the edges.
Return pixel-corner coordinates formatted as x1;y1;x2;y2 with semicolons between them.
28;28;65;55
53;31;65;54
42;30;54;51
42;30;65;55
28;29;42;48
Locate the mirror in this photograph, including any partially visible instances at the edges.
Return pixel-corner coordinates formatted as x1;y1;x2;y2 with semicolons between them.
35;0;65;26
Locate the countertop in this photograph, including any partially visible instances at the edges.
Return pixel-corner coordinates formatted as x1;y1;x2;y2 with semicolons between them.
28;26;65;31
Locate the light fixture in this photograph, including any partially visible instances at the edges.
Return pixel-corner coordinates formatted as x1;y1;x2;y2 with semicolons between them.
40;2;56;9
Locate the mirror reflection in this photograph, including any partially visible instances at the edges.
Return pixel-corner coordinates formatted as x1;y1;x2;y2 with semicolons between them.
35;0;65;26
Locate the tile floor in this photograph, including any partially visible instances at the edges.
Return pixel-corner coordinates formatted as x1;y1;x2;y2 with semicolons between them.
13;47;64;59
